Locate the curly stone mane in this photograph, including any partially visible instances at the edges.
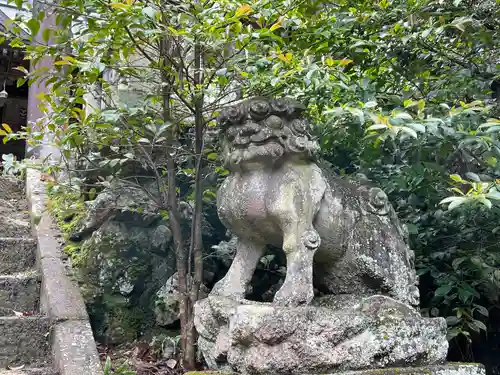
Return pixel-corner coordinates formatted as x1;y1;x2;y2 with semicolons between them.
217;97;319;169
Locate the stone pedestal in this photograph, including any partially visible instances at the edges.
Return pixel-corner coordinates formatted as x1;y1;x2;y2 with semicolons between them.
329;364;486;375
185;363;486;375
194;295;482;375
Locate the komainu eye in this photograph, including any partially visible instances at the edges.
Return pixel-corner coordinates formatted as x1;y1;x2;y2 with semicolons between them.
249;100;270;120
265;115;283;129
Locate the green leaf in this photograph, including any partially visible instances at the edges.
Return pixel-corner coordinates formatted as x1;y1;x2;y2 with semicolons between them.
16;78;26;88
27;19;40;36
393;112;413;121
42;28;51;43
487;156;497;166
439;196;467;210
477;197;492;209
472;320;487;332
365;124;388;131
486;189;500;200
103;357;112;374
474;304;489;317
2;123;12;133
405;122;426;133
270;18;282;32
465;172;480;182
160;210;169;220
400;126;418;139
450;174;464;183
435;285;452;297
142;6;157;18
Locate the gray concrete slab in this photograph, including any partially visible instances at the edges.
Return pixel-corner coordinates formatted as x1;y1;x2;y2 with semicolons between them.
51;321;103;375
39;257;88;322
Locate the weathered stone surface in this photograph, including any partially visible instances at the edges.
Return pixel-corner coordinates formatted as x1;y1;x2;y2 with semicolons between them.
213;97;418;308
0;368;57;375
155;272;209;327
0;216;32;237
0;180;31;238
0;316;51;368
51;320;103;375
329;363;486;375
183;363;486;375
67;181;176;343
0;238;37;274
0;176;25;200
39;257;89;321
194;97;465;374
26;167;104;375
0;272;40;315
195;295;448;374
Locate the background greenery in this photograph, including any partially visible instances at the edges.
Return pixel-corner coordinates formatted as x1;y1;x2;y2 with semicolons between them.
2;0;500;371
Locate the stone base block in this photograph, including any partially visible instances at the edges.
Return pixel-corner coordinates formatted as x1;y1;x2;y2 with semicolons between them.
184;363;486;375
336;364;485;375
195;295;450;374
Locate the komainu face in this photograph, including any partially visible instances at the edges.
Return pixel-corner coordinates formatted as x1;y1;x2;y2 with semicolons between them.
217;97;320;170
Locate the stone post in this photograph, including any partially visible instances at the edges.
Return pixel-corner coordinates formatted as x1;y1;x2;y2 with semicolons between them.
26;0;60;163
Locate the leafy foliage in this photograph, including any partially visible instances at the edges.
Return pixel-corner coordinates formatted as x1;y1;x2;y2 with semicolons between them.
2;0;500;369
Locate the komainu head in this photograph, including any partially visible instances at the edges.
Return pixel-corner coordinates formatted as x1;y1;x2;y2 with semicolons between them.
217;97;319;171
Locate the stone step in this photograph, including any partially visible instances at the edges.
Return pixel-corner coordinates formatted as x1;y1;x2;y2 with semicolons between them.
0;316;51;368
0;368;57;375
0;216;31;238
0;177;25;201
0;238;37;275
0;178;31;238
0;272;40;316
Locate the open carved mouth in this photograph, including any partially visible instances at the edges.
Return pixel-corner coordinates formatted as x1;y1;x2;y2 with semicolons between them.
232;136;284;149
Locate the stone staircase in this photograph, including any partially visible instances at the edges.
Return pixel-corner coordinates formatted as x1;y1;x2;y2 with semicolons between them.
0;176;57;375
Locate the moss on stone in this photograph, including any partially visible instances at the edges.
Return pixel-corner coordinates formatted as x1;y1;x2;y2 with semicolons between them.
46;184;170;344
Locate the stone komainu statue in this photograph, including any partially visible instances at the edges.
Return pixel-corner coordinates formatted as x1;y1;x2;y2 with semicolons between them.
193;97;486;374
212;96;419;307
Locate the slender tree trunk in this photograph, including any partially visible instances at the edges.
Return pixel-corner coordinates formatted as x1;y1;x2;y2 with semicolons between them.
185;41;204;369
160;35;190;366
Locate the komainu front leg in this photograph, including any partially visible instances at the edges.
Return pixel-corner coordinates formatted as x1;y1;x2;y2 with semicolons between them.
273;224;321;307
211;238;266;300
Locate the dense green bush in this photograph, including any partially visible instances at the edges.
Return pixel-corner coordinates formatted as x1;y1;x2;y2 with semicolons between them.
3;0;500;369
317;102;500;367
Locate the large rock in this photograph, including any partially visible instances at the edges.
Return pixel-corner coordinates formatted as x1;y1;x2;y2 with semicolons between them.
155;272;209;327
195;295;448;374
70;181;176;343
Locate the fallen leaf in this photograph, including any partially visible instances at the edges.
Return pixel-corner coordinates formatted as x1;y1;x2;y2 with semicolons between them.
166;358;177;369
40;173;55;182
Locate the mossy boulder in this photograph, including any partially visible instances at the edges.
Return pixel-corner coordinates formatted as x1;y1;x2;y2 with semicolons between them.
67;182;176;344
